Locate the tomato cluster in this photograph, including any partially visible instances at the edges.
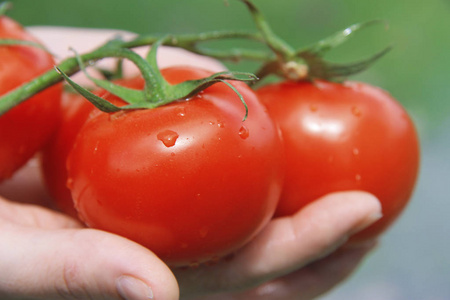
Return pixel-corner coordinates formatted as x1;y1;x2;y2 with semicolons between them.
1;11;419;267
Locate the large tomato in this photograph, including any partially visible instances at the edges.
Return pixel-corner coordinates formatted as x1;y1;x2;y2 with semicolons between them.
66;66;284;266
256;80;420;243
0;16;61;181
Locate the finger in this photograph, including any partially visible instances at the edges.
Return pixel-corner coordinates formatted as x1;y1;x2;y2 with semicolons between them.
0;196;82;229
194;242;377;300
174;191;382;297
232;242;377;300
0;226;179;300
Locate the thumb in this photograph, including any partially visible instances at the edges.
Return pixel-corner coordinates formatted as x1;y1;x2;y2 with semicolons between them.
0;226;179;300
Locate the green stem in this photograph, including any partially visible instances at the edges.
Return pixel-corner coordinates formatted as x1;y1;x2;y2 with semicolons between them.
238;0;296;59
0;30;270;116
122;31;263;49
0;48;114;115
122;31;271;62
190;47;273;62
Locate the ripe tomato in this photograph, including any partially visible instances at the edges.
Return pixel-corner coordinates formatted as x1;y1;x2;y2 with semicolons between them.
66;66;284;266
0;16;61;181
40;92;95;218
256;80;420;243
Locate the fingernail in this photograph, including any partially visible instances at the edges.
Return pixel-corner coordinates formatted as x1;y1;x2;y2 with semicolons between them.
116;275;154;300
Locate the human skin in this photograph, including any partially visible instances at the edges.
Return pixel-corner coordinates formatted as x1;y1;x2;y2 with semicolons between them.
0;27;382;300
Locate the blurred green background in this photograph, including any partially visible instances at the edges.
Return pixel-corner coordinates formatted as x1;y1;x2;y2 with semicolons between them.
9;0;450;299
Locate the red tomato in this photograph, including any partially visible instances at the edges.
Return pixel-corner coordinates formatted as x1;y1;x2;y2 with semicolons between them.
66;66;284;266
40;92;95;218
41;78;142;218
256;80;420;243
0;16;61;181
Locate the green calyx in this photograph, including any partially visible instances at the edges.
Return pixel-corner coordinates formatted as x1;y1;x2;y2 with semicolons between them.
58;37;257;121
238;0;392;82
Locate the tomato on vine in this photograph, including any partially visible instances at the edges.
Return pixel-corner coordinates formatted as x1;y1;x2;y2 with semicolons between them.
0;12;61;181
257;80;419;243
63;63;284;266
240;0;420;243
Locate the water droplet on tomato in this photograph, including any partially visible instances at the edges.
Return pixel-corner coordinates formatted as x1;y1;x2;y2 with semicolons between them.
93;141;100;154
352;148;360;156
355;174;362;182
176;107;186;117
157;130;179;147
239;125;250;139
209;121;215;126
66;178;73;189
351;106;362;117
109;110;127;121
217;122;225;128
171;152;176;156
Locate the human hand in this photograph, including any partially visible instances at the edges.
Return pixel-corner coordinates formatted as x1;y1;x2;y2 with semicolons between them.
0;26;382;300
174;191;380;300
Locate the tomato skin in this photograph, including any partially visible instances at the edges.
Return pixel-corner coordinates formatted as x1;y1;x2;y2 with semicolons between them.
0;16;61;181
257;80;420;243
67;67;284;266
40;92;95;218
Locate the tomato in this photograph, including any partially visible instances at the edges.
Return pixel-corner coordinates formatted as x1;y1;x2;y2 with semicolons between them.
0;16;61;181
40;92;95;218
66;66;284;266
41;78;142;218
256;80;420;243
